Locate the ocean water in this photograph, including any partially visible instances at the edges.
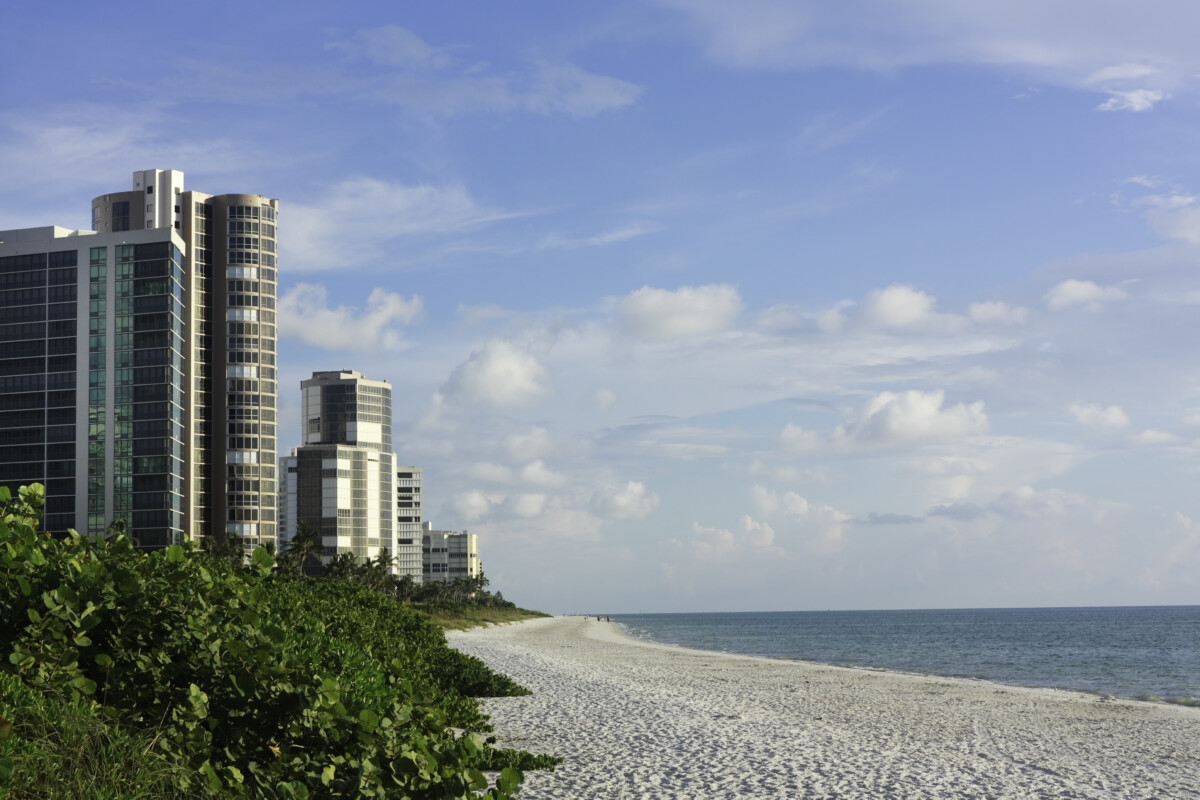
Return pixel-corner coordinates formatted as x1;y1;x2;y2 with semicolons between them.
614;606;1200;704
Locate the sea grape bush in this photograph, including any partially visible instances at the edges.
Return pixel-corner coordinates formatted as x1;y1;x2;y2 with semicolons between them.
0;484;551;798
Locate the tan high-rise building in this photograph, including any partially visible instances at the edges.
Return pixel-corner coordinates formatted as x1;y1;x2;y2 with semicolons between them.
278;371;422;577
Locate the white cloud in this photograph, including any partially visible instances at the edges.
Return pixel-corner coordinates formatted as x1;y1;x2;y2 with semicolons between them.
520;459;566;487
1146;205;1200;244
990;486;1089;519
815;306;847;333
283;177;512;272
525;62;645;118
1096;89;1167;112
508;493;547;518
659;443;730;459
467;462;515;484
690;515;777;562
1124;175;1161;189
1085;63;1160;84
452;490;500;521
277;284;422;350
324;27;643;119
504;426;553;462
861;284;936;328
1044;279;1128;311
968;300;1028;325
835;390;987;445
860;284;966;331
593;388;617;411
751;486;810;517
619;284;742;339
656;2;1189;111
1129;428;1181;446
1068;403;1130;430
591;481;661;520
442;341;550;407
777;423;819;452
537;222;658;250
327;25;452;69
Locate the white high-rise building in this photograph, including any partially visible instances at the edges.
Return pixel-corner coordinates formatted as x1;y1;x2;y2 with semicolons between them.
395;466;423;583
0;169;279;550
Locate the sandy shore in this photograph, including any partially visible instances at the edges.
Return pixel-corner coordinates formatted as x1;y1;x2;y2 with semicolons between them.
448;616;1200;799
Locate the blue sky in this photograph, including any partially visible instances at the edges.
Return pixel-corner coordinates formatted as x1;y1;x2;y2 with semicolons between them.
5;1;1200;612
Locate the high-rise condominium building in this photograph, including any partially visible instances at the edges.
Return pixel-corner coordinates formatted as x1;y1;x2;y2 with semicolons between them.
395;466;423;582
279;370;412;574
0;169;278;549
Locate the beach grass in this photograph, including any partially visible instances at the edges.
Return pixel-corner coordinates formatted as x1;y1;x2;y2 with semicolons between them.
418;604;551;631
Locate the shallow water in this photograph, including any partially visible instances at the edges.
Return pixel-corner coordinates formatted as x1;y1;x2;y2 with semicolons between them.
615;606;1200;703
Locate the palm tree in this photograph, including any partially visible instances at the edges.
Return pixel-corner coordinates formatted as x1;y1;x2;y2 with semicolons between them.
323;551;358;580
281;521;324;576
357;549;394;591
201;531;245;566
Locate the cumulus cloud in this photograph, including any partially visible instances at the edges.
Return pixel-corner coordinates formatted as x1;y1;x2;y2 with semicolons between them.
591;481;661;520
442;341;550;407
835;390;987;445
1068;403;1130;430
777;423;818;452
467;462;515;484
593;388;617;411
507;493;547;518
520;459;566;487
1129;429;1181;446
277;284;422;350
691;515;776;562
451;490;500;521
968;300;1028;325
862;284;932;326
504;426;553;462
1095;89;1167;112
750;486;810;517
619;284;742;339
1044;279;1128;311
815;306;847;333
991;486;1089;519
1146;205;1200;244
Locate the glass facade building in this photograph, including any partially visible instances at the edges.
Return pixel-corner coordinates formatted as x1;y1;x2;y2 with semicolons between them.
0;169;278;550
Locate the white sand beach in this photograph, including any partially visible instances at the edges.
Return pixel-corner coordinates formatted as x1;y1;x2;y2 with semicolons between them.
449;616;1200;799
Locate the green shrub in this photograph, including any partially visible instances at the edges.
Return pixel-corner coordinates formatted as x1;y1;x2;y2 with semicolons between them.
0;484;551;798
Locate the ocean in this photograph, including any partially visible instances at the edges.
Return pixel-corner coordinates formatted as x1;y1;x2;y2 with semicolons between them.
614;606;1200;705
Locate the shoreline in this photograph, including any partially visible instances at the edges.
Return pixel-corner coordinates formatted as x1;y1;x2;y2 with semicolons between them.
451;615;1200;799
606;618;1195;708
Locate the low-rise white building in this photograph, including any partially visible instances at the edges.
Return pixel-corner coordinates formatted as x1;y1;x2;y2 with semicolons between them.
422;523;480;584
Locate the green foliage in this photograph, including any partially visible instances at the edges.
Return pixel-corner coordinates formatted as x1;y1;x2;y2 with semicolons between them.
0;671;177;799
0;484;554;798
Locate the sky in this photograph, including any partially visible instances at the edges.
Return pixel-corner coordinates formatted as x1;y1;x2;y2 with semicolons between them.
4;2;1200;613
